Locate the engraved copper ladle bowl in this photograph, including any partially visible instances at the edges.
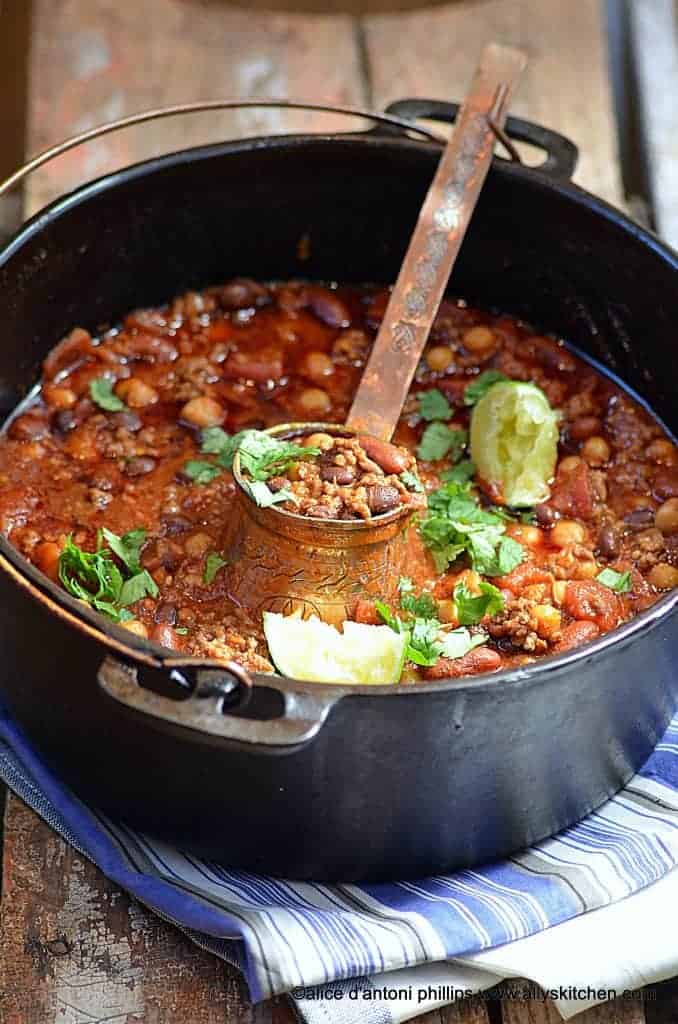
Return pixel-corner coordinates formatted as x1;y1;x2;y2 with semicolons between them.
224;423;413;625
223;43;526;625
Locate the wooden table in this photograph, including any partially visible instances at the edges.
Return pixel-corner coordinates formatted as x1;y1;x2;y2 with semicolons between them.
1;1;676;1020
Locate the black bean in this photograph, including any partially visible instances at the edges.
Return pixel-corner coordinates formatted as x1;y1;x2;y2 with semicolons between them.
596;523;620;559
162;514;192;535
319;463;356;485
154;602;178;625
623;507;655;531
124;455;157;477
535;503;559;527
52;409;77;434
110;409;142;432
368;484;401;515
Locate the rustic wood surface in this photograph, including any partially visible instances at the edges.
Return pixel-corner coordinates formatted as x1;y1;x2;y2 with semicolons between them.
2;0;672;1021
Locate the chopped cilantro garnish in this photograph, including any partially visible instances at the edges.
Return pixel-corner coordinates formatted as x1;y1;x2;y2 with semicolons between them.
203;551;228;585
376;596;489;667
417;423;468;462
237;431;320;481
400;469;424;493
182;460;222;485
245;480;297;508
454;580;505;625
463;370;509;406
89;377;125;412
175;626;189;635
419;479;525;576
201;427;256;469
58;528;157;622
441;459;476;485
397;577;438;619
418;388;453;422
597;567;632;593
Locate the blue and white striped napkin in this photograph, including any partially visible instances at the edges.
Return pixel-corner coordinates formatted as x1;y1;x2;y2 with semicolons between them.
2;697;678;1022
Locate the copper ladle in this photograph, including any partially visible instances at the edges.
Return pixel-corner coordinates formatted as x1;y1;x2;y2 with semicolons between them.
223;43;527;626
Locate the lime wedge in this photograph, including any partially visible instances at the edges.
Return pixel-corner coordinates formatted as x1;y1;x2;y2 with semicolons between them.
262;612;406;684
470;381;559;506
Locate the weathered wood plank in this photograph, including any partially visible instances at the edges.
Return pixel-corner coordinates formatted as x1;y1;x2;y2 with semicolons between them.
362;0;623;205
629;0;678;248
25;0;367;214
0;795;295;1023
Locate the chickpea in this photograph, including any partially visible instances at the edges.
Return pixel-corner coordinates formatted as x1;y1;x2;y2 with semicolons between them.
297;387;331;416
462;325;496;355
506;523;544;548
569;416;602;442
574;560;600;580
122;619;149;638
426;345;453;372
655;498;678;535
581;436;611;465
550;519;586;548
648;563;678;590
116;377;159;408
33;541;62;580
558;455;583;474
180;395;224;428
646;438;677;464
303;432;334;451
184;532;213;558
42;384;77;410
301;351;334;381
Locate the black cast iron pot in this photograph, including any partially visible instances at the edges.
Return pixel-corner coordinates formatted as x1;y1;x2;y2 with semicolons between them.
0;99;677;881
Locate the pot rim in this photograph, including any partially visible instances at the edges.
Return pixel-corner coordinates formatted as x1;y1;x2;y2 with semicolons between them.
1;129;677;700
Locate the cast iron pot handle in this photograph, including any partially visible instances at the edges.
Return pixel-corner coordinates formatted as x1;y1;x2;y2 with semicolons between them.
97;653;336;749
384;98;579;180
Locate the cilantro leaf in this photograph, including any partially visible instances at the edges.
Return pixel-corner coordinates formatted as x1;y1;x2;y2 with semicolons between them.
201;427;258;470
398;577;438;619
439;628;487;660
245;480;297;508
463;370;509;406
418;389;453;422
597;567;632;593
89;377;125;412
441;459;476;485
417;423;468;462
101;527;146;574
119;569;159;606
454;581;505;625
182;460;222;485
203;551;228;585
237;431;320;481
400;469;424;493
376;600;442;666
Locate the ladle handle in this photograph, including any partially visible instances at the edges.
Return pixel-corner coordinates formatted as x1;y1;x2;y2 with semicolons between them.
346;42;527;441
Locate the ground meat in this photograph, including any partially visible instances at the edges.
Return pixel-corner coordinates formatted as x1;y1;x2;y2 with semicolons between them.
486;595;549;653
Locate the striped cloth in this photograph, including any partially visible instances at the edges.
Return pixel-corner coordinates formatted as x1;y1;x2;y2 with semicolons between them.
2;697;678;1022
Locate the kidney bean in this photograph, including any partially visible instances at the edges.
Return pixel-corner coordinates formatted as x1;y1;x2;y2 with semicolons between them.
141;539;184;572
320;463;356;485
124;456;157;477
307;287;350;328
596;523;620;559
553;620;601;652
9;414;50;441
653;469;678;500
569;415;603;441
358;436;409;475
154;602;178;625
162;514;192;535
218;278;269;310
149;623;181;650
367;485;401;515
422;646;502;680
563;580;621;631
535;503;559;527
42;327;95;379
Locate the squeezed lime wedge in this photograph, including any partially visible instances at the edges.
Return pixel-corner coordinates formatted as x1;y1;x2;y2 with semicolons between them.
470;381;559;506
262;612;406;684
